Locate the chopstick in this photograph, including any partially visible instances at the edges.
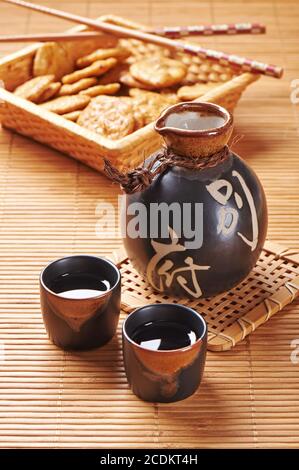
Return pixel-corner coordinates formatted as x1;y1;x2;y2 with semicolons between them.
2;0;283;78
0;22;266;43
0;23;267;43
149;23;266;38
0;32;106;42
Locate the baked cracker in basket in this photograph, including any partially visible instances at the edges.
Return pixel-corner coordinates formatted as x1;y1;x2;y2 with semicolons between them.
58;78;98;96
77;95;135;140
40;94;91;115
33;36;119;80
62;58;117;84
129;89;178;125
62;110;81;122
79;83;120;97
34;43;73;81
120;71;156;90
14;75;55;102
130;57;187;88
97;63;128;85
37;82;62;103
77;47;130;68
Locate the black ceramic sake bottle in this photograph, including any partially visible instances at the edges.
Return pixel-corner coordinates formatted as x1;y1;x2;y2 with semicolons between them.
123;102;268;299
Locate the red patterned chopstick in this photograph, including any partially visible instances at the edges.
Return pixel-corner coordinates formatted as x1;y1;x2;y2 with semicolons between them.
182;42;281;78
2;0;283;79
150;23;266;38
0;23;266;43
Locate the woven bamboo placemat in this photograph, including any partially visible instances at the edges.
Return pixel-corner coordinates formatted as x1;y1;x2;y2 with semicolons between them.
0;0;299;450
113;242;299;351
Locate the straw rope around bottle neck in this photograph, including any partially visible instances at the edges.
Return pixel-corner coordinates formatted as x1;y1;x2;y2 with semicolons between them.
104;144;234;194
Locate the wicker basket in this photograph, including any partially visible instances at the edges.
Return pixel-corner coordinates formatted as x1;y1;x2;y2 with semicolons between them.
0;15;259;174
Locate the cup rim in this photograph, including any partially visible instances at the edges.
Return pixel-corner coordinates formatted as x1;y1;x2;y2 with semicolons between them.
39;254;121;301
122;303;207;353
155;101;233;138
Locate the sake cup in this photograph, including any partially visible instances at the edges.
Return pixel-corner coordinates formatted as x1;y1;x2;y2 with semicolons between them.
122;303;207;403
40;255;121;350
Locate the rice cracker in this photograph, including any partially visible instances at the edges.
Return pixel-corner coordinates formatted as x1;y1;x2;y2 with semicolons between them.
58;78;98;96
33;36;118;80
77;47;130;68
62;110;81;122
120;72;156;90
77;95;134;140
62;58;117;84
130;57;187;88
129;89;178;125
14;75;55;102
40;94;90;114
79;83;120;98
37;82;61;103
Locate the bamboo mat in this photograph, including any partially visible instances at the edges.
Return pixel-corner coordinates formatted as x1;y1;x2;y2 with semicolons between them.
0;0;299;449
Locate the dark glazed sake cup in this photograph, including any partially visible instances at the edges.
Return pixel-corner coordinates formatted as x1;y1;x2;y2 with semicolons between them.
122;304;207;403
40;256;121;350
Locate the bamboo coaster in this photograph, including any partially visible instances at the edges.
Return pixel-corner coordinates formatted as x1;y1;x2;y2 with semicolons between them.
111;241;299;352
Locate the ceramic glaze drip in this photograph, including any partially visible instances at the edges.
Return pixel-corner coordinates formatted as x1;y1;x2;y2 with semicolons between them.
164;110;226;131
131;320;198;350
49;272;110;299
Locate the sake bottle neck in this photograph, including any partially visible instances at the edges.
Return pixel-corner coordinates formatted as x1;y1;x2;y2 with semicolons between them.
155;102;233;158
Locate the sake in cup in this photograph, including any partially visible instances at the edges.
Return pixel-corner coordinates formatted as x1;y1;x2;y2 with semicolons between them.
40;255;121;350
122;303;207;402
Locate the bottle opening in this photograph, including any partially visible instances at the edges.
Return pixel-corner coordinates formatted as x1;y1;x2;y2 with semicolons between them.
155;101;232;137
164;109;227;132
